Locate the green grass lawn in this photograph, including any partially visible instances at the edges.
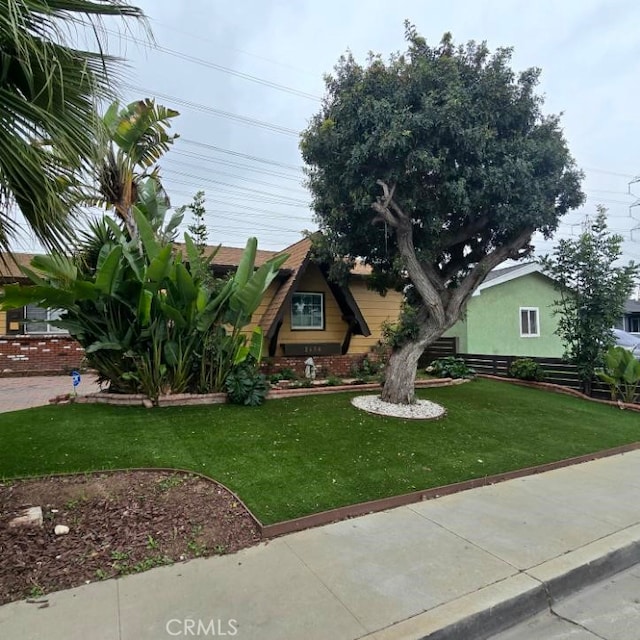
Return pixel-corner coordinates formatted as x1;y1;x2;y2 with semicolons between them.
1;379;637;524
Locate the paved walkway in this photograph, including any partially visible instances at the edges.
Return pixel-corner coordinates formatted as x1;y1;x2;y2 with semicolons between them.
1;449;639;640
0;374;100;412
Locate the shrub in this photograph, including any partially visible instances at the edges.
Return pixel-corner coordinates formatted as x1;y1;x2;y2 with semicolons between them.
509;358;545;381
292;378;314;388
596;346;640;403
225;361;270;406
326;375;344;386
278;367;298;381
427;357;475;379
350;355;384;380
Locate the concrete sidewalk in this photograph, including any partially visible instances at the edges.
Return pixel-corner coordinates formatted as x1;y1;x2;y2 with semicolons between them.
0;374;100;413
1;450;640;640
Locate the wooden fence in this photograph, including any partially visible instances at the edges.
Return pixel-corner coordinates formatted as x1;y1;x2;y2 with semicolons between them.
420;338;615;401
458;353;612;400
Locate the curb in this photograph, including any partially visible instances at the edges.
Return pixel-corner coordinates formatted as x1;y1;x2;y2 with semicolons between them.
365;525;640;640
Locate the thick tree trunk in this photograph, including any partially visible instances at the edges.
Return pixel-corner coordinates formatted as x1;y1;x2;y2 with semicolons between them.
381;340;428;404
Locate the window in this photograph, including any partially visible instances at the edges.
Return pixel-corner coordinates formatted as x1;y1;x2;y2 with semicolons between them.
520;307;540;337
627;316;640;334
24;305;66;334
291;292;324;330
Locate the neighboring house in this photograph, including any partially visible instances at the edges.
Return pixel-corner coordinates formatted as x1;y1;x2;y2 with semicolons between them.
0;239;402;375
618;298;640;336
442;262;566;358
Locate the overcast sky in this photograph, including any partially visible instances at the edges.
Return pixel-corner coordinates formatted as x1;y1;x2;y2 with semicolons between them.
19;0;640;269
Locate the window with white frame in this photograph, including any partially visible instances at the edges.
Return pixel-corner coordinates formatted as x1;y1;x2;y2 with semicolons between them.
24;304;67;334
291;292;324;330
520;307;540;337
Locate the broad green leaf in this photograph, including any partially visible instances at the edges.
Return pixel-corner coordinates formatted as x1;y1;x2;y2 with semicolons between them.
85;341;125;353
0;284;75;309
145;245;173;283
137;289;153;326
30;254;77;282
160;303;187;329
175;262;197;304
248;326;264;362
132;205;160;260
95;246;123;295
184;233;200;270
164;341;179;366
234;237;257;288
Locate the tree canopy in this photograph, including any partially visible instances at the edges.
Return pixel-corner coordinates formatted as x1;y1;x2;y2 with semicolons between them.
0;0;145;253
301;24;585;403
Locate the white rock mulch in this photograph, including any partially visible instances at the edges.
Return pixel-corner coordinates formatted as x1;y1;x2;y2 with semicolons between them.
351;395;446;420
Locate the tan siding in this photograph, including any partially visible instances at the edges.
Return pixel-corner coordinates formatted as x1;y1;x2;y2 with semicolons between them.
0;310;6;335
348;279;402;354
277;263;346;349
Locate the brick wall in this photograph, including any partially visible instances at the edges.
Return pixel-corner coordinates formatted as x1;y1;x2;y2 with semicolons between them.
261;354;367;377
0;335;85;376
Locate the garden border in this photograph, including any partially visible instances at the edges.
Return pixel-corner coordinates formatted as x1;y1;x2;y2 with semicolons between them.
65;377;467;407
478;374;640;412
8;444;640;541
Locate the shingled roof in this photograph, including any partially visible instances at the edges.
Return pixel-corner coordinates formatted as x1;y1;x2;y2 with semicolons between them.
259;237;313;338
0;253;38;282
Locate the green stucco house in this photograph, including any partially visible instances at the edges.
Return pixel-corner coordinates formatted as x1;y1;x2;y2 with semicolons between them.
443;262;565;357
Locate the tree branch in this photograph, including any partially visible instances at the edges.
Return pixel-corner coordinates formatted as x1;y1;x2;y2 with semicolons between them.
442;215;490;249
371;180;407;228
446;228;534;319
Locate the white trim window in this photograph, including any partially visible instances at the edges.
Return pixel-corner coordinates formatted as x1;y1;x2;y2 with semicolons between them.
24;304;67;334
520;307;540;337
291;292;324;330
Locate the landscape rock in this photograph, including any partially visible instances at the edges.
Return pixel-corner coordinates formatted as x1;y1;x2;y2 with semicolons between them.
54;525;70;536
8;506;43;528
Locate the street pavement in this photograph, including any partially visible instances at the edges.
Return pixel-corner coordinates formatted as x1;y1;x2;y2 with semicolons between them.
493;562;640;639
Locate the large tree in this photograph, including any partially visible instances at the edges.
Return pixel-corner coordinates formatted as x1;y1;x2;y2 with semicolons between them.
0;0;145;253
541;207;639;394
301;25;584;404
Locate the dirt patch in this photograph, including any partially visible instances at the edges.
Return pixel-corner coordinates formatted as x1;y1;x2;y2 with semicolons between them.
0;470;262;606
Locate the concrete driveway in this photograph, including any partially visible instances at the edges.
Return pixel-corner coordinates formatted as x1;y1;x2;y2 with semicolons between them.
0;374;100;413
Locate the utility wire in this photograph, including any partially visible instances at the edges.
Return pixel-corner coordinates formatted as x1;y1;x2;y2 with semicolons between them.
163;158;307;195
171;149;303;182
122;83;299;136
179;139;303;172
106;28;321;101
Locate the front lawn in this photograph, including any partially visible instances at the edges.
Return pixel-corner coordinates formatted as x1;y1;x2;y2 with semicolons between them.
1;379;637;524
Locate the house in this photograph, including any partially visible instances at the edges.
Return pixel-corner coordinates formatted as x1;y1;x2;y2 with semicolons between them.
618;298;640;336
0;239;403;376
442;262;566;358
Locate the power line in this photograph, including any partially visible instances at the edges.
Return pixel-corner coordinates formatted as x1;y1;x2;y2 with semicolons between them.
171;149;303;182
149;18;317;79
122;83;299;136
163;173;311;208
106;27;321;101
582;167;636;179
162;158;307;195
179;139;303;172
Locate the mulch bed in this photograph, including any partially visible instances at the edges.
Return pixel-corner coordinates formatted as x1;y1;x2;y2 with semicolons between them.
0;470;262;606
